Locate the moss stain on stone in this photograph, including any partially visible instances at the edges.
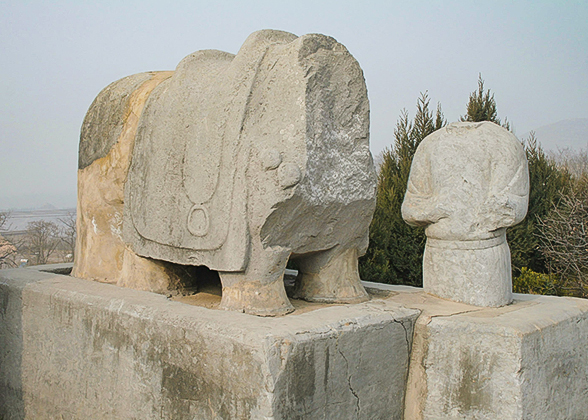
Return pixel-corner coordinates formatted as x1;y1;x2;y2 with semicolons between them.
445;347;495;416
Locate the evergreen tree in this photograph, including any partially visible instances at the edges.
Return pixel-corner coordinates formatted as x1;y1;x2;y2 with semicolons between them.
359;92;445;285
461;74;510;130
508;133;572;275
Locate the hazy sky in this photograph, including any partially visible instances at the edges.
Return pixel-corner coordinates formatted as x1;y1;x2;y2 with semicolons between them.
1;0;587;209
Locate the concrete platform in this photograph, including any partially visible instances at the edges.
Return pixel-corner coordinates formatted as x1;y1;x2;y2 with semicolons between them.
0;267;419;419
3;267;588;419
364;281;588;420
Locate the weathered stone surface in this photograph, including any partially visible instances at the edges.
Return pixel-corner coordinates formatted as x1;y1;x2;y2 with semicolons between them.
363;282;588;420
5;267;588;419
75;29;376;316
402;122;529;306
0;269;51;420
73;71;194;295
0;267;418;419
78;73;154;170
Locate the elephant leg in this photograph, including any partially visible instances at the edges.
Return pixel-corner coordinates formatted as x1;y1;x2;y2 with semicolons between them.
219;241;294;316
294;247;369;303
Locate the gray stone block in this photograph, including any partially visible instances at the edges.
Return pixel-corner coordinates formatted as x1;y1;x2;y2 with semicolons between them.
1;268;419;419
0;269;50;420
371;284;588;420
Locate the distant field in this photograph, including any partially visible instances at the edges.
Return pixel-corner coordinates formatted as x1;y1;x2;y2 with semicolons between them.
0;208;76;233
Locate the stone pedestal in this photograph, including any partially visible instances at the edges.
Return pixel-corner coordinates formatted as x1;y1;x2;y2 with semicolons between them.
4;266;588;419
0;267;418;419
364;282;588;420
422;234;513;307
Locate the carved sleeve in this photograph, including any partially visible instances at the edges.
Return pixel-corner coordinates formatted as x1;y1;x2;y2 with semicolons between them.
401;143;445;227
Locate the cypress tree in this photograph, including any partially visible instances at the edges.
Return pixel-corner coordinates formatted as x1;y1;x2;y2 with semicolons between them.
508;132;572;275
461;74;510;130
359;92;445;285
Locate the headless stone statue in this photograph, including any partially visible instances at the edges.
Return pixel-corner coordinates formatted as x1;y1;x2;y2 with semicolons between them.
401;122;529;306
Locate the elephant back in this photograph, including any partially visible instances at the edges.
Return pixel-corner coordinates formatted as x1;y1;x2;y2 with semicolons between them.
78;72;153;170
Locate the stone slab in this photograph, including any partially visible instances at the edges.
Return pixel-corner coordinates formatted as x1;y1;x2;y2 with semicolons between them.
363;282;588;420
0;268;419;419
0;268;51;420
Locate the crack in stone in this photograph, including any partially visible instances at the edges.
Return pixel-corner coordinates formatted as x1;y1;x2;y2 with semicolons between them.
335;334;360;416
393;318;411;354
428;308;484;322
393;317;413;416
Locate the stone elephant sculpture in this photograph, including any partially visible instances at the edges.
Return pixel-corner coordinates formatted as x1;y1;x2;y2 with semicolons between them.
73;30;377;316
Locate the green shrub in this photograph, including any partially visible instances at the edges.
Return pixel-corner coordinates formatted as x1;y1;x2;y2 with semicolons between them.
513;267;560;296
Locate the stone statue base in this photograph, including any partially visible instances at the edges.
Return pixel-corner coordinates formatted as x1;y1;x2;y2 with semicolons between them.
364;281;588;420
3;265;587;419
423;232;513;307
0;265;417;419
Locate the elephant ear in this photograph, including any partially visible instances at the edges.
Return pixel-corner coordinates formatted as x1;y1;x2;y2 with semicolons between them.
125;31;298;271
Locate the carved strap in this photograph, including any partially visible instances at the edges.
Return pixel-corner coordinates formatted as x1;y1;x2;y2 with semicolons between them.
426;234;506;250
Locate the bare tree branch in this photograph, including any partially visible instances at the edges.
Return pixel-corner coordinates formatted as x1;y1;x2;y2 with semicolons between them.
58;210;76;261
0;211;18;268
548;147;588;180
25;220;60;265
537;186;588;297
